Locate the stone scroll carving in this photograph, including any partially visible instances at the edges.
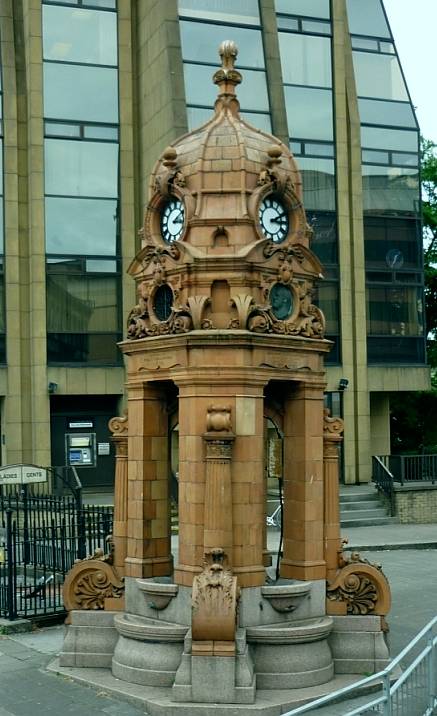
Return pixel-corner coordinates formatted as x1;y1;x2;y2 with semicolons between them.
63;541;125;613
192;548;239;645
326;552;391;616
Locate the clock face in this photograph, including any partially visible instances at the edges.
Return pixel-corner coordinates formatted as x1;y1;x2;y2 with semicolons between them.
259;196;289;243
161;198;185;243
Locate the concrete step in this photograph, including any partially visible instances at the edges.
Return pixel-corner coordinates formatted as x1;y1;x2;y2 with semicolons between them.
340;508;387;520
339;491;379;504
341;516;399;528
340;499;382;511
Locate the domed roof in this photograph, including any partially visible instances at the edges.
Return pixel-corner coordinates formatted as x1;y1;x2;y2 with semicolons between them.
149;41;303;232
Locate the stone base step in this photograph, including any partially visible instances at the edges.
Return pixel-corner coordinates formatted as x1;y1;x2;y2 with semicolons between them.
341;516;399;528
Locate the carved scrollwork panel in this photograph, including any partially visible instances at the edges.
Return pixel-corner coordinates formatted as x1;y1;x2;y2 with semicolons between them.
326;559;391;616
63;559;124;612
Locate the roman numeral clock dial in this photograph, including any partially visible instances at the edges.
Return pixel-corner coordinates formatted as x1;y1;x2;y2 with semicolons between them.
259;196;289;243
161;198;185;243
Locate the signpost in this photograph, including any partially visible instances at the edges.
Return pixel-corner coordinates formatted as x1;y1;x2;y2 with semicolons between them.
0;464;48;486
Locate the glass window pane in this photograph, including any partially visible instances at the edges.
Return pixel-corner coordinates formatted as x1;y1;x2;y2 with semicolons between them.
290;140;302;155
353;51;408;101
305;142;334;157
45;139;119;197
358;98;417;128
301;20;330;34
308;212;338;264
392;152;418;167
44;63;118;123
364;217;421;268
178;0;260;24
276;16;299;31
84;125;118;140
43;5;117;65
315;282;339;334
361;126;418;152
299;157;336;211
362;149;389;164
0;202;3;254
46;197;118;254
45;122;81;137
347;0;390;38
47;332;121;364
275;0;330;19
351;37;378;51
86;259;117;272
380;42;395;54
366;285;424;336
362;165;419;214
184;64;269;112
47;270;119;332
180;21;265;68
284;86;333;141
279;33;331;87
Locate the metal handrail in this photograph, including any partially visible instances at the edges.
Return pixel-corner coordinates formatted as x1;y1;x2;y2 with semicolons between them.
283;615;437;716
372;455;395;515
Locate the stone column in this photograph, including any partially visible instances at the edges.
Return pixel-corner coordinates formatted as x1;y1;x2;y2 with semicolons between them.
175;378;266;589
203;406;235;557
108;412;128;577
323;410;344;582
280;382;326;582
125;383;172;579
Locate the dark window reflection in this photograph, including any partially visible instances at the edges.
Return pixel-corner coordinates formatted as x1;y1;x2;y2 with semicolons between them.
46;197;118;255
364;217;421;268
44;63;118;123
367;336;425;364
367;285;424;337
47;333;121;364
45;139;119;198
309;212;338;264
47;269;119;334
43;5;117;65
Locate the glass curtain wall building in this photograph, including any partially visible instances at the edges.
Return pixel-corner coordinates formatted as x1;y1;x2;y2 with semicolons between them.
0;0;429;487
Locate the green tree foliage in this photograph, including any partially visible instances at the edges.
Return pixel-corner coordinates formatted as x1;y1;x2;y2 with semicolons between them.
422;139;437;371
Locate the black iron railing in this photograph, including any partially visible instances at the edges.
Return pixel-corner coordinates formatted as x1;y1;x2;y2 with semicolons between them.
378;454;437;485
0;492;113;621
372;455;395;516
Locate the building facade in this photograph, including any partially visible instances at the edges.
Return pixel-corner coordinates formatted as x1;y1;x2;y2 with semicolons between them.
0;0;429;488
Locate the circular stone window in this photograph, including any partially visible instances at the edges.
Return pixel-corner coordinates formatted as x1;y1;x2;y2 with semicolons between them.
153;284;174;322
270;284;293;321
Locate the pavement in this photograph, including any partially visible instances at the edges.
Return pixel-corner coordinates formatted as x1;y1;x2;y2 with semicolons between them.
0;522;436;715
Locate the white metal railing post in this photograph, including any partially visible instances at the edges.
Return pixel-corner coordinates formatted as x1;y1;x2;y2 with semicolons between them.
428;630;436;712
382;672;392;716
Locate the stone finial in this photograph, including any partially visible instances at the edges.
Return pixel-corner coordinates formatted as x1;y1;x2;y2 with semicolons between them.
219;40;238;71
162;146;178;168
213;41;242;103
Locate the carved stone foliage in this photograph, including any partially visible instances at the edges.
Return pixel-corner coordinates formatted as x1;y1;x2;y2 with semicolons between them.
192;548;239;643
326;552;391;616
63;543;124;612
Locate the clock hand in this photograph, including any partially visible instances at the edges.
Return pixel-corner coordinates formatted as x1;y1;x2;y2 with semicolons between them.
271;214;287;223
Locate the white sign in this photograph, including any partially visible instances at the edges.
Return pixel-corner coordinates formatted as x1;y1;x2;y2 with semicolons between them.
98;442;110;456
0;464;48;486
69;421;93;428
